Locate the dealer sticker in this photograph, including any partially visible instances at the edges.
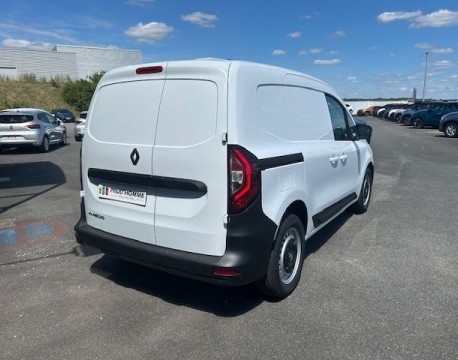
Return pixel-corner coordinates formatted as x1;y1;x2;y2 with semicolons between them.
98;184;147;206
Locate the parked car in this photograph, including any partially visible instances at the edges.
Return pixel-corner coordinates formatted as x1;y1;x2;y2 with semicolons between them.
75;59;374;300
51;108;75;123
439;111;458;138
362;106;382;116
402;101;438;126
410;102;458;129
74;111;88;141
345;104;353;113
0;108;67;152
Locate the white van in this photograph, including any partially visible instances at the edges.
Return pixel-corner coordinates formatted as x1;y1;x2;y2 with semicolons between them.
75;59;374;299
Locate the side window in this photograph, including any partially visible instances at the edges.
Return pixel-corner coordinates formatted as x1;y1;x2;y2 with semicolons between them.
325;94;349;141
38;113;50;124
45;113;56;123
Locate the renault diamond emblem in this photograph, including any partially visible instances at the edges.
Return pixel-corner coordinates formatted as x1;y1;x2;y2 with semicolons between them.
130;148;140;165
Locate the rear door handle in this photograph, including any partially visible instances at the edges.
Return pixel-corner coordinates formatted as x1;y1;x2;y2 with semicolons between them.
340;154;348;161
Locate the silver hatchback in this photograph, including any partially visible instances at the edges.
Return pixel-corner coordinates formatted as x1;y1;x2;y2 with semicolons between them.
0;108;67;152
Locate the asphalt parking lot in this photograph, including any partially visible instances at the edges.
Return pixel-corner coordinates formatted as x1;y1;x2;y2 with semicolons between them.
1;120;457;360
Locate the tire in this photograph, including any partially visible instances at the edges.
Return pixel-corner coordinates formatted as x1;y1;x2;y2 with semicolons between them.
75;135;82;142
40;136;50;153
444;123;458;138
61;132;68;146
413;118;424;129
364;112;370;116
257;214;305;299
350;168;373;214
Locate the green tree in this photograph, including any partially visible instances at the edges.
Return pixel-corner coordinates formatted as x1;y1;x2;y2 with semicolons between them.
61;71;105;111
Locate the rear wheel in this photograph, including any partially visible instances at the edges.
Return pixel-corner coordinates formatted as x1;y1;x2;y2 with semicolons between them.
350;168;373;214
40;136;50;153
413;118;424;129
257;214;305;299
444;123;458;138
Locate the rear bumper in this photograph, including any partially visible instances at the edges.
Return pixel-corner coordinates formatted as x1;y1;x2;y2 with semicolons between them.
74;196;277;286
0;137;41;146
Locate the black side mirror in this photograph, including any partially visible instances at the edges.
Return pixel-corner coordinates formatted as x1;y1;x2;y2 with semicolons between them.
356;124;372;144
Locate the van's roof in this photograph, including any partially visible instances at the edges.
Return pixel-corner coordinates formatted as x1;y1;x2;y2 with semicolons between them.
100;58;331;90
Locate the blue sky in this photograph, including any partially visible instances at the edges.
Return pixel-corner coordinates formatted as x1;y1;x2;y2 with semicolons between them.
1;0;457;99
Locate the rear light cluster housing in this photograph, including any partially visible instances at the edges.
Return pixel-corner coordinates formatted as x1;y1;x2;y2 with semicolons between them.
228;145;261;214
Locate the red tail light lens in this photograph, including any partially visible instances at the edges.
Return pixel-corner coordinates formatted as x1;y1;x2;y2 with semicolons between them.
27;124;40;129
229;145;260;214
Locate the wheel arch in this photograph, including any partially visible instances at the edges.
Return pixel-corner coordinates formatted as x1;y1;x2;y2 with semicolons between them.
278;200;308;239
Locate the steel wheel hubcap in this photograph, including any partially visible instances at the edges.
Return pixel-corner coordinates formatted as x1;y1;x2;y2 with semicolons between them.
279;228;302;284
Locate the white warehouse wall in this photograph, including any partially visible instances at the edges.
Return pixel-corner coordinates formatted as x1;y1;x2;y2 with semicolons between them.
54;45;142;79
0;49;78;79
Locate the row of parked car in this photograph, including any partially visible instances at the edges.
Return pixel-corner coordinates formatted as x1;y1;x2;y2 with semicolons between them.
0;108;88;153
356;101;458;138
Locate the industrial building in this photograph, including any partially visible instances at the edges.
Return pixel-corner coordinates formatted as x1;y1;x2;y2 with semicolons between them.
0;45;142;80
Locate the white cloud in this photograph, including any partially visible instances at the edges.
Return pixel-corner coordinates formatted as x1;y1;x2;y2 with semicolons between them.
272;49;286;56
415;42;434;49
430;48;454;55
434;60;454;67
287;31;302;38
1;38;54;50
314;59;341;65
309;48;323;54
410;9;458;28
0;21;76;43
378;9;458;28
124;22;173;44
332;30;345;38
301;15;312;20
329;50;339;55
347;76;358;83
298;49;307;56
76;16;112;29
126;0;155;6
377;10;422;23
181;12;218;28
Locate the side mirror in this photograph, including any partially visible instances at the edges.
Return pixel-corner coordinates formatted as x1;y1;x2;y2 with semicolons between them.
356;124;372;144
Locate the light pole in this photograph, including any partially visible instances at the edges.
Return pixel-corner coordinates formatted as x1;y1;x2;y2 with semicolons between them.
422;51;429;101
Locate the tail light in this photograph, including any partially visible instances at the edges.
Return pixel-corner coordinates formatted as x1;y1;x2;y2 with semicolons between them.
27;124;40;129
75;120;82;125
136;65;163;75
229;145;260;214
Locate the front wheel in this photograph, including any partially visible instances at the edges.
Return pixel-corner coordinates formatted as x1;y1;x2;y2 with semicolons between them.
444;123;458;138
257;214;305;300
350;168;373;214
61;132;68;146
413;118;424;129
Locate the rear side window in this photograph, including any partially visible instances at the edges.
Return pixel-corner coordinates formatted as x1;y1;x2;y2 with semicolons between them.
258;85;333;142
0;114;33;124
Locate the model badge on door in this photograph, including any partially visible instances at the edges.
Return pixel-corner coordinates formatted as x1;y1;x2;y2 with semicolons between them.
130;148;140;165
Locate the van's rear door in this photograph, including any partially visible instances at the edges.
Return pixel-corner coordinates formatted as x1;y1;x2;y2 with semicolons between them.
152;63;228;256
83;62;229;257
83;73;166;245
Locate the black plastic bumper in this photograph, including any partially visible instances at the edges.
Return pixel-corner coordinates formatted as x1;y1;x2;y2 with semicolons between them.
74;196;277;286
